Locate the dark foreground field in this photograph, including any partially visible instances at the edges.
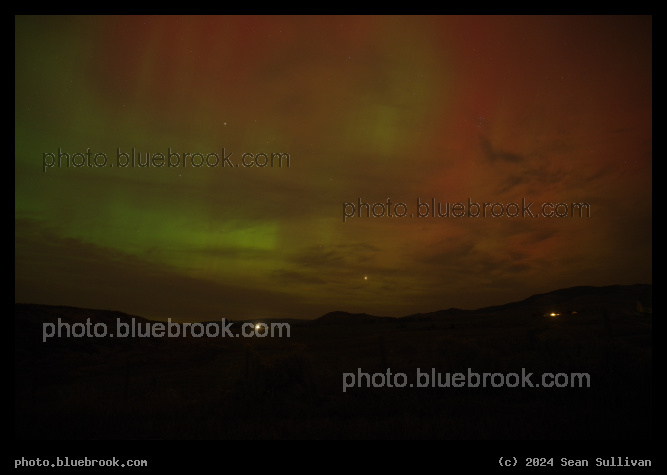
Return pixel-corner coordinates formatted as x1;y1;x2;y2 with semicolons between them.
15;290;651;439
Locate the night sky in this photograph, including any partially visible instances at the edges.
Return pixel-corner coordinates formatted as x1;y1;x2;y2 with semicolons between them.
15;15;652;321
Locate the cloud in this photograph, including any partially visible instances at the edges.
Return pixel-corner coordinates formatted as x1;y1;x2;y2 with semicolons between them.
480;136;525;164
497;164;566;194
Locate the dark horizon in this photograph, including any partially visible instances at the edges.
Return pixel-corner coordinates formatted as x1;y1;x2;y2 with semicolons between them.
15;282;652;323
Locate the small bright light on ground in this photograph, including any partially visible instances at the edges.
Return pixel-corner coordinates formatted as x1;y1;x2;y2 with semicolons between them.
550;312;558;317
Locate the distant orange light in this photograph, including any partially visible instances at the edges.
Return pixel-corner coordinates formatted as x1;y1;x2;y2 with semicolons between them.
550;312;558;317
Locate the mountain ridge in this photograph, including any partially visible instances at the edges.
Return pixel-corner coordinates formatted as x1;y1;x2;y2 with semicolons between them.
15;283;652;325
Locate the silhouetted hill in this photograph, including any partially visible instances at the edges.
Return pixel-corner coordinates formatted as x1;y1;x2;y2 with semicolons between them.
478;284;651;315
15;284;651;334
15;303;153;326
15;303;161;360
398;284;652;320
314;311;394;325
403;308;471;321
